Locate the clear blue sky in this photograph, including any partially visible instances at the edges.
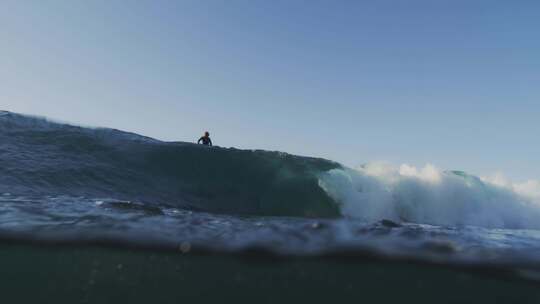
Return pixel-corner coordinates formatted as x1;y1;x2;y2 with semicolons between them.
1;1;539;180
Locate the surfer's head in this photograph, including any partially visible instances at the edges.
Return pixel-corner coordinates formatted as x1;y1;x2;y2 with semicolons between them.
205;131;210;137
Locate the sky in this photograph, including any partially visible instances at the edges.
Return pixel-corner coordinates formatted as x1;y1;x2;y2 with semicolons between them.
1;0;539;180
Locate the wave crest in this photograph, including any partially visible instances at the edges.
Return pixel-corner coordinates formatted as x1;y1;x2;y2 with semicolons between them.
318;163;540;229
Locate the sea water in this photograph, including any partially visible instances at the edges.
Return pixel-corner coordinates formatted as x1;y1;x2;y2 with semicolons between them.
1;111;539;303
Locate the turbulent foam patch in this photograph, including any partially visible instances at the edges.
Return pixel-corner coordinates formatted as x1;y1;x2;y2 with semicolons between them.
318;163;540;229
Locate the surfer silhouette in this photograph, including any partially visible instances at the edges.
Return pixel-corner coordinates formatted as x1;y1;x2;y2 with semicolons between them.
197;131;212;146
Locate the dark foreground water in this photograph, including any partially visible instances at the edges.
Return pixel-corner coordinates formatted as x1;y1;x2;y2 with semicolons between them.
1;194;540;303
1;111;540;303
2;243;539;304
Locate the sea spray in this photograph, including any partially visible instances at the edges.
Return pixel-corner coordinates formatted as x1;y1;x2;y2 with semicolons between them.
318;163;540;229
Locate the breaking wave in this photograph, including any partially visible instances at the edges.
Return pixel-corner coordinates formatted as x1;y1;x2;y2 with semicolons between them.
2;111;540;229
318;163;540;229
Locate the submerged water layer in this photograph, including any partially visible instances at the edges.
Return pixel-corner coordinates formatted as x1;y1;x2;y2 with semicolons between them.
1;243;539;304
1;195;540;280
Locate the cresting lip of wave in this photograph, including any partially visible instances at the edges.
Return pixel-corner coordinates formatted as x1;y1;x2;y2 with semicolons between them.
318;163;540;230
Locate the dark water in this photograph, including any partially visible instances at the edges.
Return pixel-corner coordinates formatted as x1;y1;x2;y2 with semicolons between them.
2;243;539;304
1;111;539;303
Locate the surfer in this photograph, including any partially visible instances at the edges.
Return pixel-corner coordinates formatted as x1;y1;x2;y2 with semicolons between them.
197;131;212;146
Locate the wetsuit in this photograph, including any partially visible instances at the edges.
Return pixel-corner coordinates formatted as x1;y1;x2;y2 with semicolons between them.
198;136;212;146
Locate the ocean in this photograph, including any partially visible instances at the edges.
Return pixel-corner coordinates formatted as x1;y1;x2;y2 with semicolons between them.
1;111;539;303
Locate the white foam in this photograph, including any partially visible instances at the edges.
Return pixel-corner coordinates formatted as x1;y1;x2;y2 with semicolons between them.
318;163;540;229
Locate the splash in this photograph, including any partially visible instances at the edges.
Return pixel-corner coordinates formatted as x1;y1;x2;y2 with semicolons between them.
318;163;540;229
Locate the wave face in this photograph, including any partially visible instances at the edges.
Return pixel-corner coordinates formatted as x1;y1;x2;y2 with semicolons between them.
2;111;540;230
0;111;340;217
319;163;540;229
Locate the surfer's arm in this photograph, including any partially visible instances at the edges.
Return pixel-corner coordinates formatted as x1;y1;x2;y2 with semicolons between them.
209;139;212;146
197;137;202;144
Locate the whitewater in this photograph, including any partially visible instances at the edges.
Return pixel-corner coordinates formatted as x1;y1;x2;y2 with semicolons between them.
319;164;540;229
1;110;540;284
